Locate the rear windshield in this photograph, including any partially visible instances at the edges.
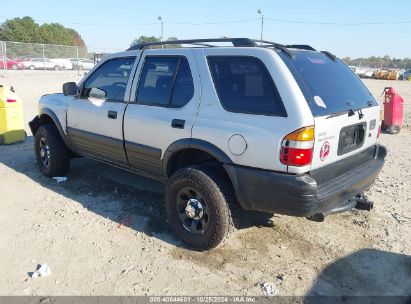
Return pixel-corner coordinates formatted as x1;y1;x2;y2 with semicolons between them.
279;51;377;117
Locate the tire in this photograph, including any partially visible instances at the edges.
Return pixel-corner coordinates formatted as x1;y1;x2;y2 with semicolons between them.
11;64;18;70
165;164;238;250
388;125;401;135
29;65;35;70
54;65;61;71
34;124;70;177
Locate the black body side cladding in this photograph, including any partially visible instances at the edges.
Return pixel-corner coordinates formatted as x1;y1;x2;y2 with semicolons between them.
125;141;162;175
67;127;127;163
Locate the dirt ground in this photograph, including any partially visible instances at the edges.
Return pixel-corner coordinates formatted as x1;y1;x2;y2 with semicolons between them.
0;71;410;297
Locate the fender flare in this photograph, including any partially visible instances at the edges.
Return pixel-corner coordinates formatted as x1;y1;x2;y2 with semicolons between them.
29;108;73;150
162;138;233;176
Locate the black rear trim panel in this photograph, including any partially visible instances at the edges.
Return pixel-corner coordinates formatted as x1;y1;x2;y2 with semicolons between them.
226;144;386;216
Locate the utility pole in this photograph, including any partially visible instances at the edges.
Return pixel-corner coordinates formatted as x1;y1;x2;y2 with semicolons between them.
257;9;264;45
158;16;164;48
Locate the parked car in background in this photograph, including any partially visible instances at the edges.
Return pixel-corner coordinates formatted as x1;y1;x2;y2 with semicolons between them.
69;58;85;70
399;69;411;81
50;59;73;70
0;58;24;70
22;58;64;70
77;59;95;70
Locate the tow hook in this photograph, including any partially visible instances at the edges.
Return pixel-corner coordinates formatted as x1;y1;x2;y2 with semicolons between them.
354;195;374;211
306;194;373;222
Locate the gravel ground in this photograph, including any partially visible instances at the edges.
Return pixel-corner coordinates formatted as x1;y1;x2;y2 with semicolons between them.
0;71;410;297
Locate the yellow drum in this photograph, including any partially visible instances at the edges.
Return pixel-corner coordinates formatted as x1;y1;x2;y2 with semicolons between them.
0;85;26;144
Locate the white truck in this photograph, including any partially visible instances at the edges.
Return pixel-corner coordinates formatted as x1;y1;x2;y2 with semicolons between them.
29;38;386;250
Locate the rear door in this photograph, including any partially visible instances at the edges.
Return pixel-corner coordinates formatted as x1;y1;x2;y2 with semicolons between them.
279;51;380;170
124;48;201;177
67;53;140;163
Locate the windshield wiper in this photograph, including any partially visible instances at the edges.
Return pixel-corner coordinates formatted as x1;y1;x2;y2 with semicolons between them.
326;109;355;119
326;108;365;120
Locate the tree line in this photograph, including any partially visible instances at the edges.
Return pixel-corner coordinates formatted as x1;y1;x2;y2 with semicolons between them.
342;56;411;69
0;17;87;59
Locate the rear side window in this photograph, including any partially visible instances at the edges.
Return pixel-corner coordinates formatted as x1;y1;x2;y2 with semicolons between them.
207;56;286;116
136;56;194;107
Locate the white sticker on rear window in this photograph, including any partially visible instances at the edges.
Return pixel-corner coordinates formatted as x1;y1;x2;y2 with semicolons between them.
314;95;327;108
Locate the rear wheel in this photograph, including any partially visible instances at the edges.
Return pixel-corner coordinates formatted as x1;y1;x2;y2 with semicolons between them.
165;164;238;250
388;124;401;134
54;65;61;71
29;65;35;70
11;64;18;70
34;124;70;177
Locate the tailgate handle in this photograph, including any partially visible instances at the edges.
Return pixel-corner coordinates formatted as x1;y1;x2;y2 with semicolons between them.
171;119;185;129
108;110;117;119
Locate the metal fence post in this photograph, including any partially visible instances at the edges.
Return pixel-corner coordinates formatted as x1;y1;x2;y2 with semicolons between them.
76;46;80;76
4;42;7;71
42;44;46;70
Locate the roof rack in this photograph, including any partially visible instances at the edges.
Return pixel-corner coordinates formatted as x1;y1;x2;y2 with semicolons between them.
285;44;316;51
127;38;257;50
126;38;324;60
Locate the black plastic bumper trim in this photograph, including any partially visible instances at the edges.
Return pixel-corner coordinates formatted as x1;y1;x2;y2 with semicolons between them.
225;144;387;217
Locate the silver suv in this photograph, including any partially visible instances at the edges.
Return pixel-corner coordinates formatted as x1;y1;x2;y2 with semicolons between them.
29;38;386;250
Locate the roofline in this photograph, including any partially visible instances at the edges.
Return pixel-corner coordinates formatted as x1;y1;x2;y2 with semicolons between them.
127;38;259;50
125;38;338;61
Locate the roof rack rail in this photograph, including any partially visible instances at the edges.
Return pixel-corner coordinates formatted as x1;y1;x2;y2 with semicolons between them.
257;40;293;58
321;51;337;61
285;44;316;51
127;38;257;50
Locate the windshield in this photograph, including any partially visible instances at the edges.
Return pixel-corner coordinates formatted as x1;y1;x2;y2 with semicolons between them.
279;51;377;117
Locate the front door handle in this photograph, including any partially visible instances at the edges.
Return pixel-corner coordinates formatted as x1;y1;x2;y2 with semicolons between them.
108;110;117;119
171;119;185;129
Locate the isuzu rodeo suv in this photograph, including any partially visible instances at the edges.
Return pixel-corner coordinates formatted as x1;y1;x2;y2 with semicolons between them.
29;38;386;250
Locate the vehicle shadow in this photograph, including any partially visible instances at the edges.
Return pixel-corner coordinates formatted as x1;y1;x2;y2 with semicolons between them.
0;136;275;249
305;248;411;303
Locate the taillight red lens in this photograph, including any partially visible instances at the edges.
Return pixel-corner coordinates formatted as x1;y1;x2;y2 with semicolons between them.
6;98;16;103
280;126;314;167
281;146;313;166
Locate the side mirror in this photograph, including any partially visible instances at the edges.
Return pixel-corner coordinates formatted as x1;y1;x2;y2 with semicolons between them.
63;82;78;96
89;87;107;100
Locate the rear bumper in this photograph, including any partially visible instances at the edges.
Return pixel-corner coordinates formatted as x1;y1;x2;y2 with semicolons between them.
224;144;387;217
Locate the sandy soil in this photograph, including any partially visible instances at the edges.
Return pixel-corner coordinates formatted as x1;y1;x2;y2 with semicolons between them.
0;71;410;297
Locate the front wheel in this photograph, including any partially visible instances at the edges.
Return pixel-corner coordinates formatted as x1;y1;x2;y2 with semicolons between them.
35;124;70;177
165;165;238;250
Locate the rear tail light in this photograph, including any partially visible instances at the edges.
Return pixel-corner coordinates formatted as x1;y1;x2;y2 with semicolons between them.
6;98;16;103
280;126;314;167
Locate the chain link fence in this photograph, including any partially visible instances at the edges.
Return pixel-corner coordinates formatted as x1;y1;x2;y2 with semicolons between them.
0;41;91;72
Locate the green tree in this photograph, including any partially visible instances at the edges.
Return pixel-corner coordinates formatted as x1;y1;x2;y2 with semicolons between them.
0;16;86;47
130;35;180;48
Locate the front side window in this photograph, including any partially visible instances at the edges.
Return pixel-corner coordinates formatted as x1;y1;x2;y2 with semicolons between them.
207;56;286;116
81;57;135;101
136;56;194;107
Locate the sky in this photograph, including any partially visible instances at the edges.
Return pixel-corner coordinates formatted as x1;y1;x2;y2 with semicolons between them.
2;0;410;58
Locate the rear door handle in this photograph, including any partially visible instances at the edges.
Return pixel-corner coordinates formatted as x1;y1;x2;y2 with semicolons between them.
108;110;117;119
171;119;185;129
